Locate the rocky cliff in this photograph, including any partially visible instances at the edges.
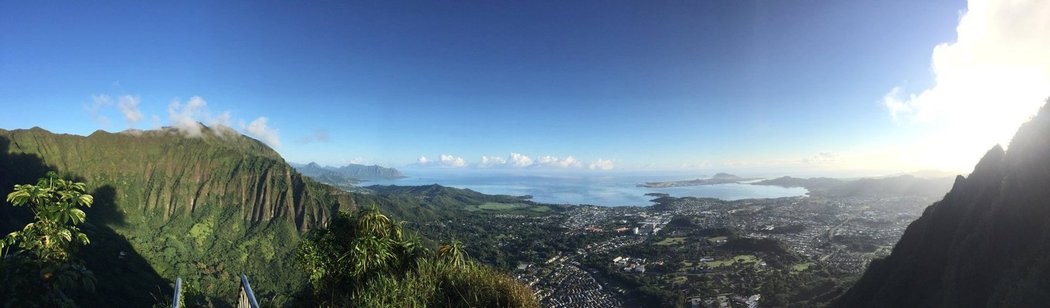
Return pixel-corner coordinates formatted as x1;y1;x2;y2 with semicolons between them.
834;103;1050;307
0;126;357;303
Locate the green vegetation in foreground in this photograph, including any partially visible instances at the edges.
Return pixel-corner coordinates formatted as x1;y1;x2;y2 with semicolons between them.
0;173;96;306
0;127;358;305
295;206;538;307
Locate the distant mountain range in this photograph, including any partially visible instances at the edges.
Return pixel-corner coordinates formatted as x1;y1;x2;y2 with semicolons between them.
833;103;1050;307
755;174;955;199
290;161;404;188
639;172;757;188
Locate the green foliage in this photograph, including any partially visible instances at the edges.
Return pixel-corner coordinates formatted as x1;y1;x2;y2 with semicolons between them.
3;172;93;261
0;127;346;304
437;239;468;268
296;207;538;307
0;128;542;305
1;172;96;306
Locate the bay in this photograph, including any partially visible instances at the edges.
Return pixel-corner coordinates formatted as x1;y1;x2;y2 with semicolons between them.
365;172;808;206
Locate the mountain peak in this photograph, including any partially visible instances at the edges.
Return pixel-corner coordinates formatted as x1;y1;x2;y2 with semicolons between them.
834;102;1050;307
711;172;739;179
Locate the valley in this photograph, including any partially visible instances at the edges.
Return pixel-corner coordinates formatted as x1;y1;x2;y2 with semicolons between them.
0;126;960;307
393;183;946;307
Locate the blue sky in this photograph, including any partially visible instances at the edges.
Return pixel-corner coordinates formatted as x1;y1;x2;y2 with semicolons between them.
3;0;1047;176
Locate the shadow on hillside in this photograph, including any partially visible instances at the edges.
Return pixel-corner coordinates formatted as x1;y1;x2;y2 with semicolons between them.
0;136;51;233
87;185;127;227
0;135;170;306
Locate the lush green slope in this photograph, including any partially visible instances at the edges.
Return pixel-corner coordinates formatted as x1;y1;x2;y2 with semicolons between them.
295;207;538;307
0;126;357;305
834;103;1050;307
366;184;533;209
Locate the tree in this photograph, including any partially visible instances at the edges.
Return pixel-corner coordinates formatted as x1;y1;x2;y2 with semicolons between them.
295;206;538;307
297;207;419;304
436;239;468;268
1;171;96;306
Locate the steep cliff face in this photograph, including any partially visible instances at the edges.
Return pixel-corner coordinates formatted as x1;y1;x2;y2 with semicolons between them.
0;126;357;303
835;104;1050;307
0;127;345;230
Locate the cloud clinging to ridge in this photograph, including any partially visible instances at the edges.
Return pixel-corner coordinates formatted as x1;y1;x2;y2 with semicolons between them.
86;93;285;148
167;96;208;137
243;117;281;148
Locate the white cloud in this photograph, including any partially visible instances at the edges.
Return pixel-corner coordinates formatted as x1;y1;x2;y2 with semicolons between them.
509;153;533;167
882;0;1050;170
167;96;207;137
589;159;614;170
538;155;583;168
242;117;281;148
440;154;467;167
210;110;232;127
90;93;285;148
479;155;508;167
167;96;264;140
349;157;367;164
418;156;431;165
116;95;143;127
85;94;113;128
802;152;838;164
882;87;912;121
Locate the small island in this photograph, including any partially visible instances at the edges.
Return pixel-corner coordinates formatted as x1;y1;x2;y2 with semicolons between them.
638;172;758;188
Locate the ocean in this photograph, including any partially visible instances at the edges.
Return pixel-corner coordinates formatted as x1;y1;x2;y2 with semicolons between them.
365;171;808;207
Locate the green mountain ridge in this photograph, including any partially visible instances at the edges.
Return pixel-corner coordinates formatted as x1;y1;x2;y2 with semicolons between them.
0;126;358;304
0;125;543;305
755;175;954;198
833;102;1050;307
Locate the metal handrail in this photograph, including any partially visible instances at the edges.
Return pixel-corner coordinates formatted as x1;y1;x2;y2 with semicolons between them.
172;277;182;308
238;274;260;308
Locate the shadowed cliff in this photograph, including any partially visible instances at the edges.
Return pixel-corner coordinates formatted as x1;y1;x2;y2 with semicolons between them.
834;102;1050;307
0;126;359;304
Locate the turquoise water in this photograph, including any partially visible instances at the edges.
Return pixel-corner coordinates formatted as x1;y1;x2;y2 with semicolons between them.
365;172;808;207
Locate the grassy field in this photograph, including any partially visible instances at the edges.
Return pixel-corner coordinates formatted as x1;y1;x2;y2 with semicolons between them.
791;262;813;273
707;236;728;244
704;254;759;268
655;237;688;246
466;202;552;213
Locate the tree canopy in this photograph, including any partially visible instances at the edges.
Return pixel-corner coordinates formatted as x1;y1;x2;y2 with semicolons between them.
1;172;96;306
296;206;538;307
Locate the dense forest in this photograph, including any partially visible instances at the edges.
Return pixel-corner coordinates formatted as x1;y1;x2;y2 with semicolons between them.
0;127;536;306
